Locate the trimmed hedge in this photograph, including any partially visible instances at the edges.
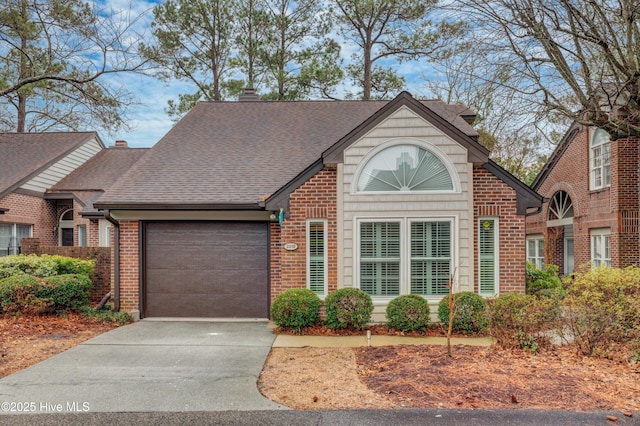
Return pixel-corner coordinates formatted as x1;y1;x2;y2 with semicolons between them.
437;292;488;334
324;288;373;330
270;288;322;332
386;294;430;331
0;254;95;279
0;274;91;315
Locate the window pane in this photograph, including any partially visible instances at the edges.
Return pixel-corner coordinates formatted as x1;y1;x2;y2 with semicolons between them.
357;145;453;192
0;224;11;257
360;222;400;296
78;225;87;247
410;221;451;295
308;222;325;296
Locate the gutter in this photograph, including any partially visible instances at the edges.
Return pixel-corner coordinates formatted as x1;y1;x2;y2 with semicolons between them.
103;209;121;312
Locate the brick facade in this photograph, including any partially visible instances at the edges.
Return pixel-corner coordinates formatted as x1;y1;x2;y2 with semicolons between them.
270;167;338;302
0;192;57;246
526;125;640;271
473;167;526;293
116;220;140;312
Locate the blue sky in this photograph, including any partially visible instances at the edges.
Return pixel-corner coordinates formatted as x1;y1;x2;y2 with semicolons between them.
101;0;434;148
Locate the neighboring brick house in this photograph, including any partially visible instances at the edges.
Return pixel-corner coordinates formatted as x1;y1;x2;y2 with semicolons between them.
526;122;640;273
0;132;146;255
95;91;543;320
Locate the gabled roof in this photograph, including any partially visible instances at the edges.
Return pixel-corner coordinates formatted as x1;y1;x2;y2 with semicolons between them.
96;92;483;210
0;132;102;199
530;122;582;191
48;147;149;216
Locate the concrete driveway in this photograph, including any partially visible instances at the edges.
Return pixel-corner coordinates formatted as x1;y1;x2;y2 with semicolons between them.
0;320;286;413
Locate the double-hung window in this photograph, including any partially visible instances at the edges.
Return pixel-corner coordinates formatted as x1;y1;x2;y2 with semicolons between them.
0;223;32;256
358;218;452;297
526;235;545;269
591;228;611;267
590;128;611;190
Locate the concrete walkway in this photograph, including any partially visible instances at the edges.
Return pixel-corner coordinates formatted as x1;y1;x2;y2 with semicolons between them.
0;321;286;413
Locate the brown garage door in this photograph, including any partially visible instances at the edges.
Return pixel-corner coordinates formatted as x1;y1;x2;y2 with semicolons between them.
143;221;269;318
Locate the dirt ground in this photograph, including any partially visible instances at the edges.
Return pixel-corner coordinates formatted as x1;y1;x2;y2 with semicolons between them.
0;313;122;378
259;327;640;416
1;315;638;419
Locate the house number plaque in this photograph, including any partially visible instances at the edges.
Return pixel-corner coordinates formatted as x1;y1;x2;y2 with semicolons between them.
283;243;298;251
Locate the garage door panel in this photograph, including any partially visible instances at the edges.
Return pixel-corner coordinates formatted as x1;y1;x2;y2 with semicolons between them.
144;221;269;318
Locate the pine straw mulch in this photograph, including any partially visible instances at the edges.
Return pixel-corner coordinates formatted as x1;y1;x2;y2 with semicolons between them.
258;325;640;416
0;313;123;378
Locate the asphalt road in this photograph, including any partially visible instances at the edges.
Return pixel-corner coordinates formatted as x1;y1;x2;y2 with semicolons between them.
0;409;634;425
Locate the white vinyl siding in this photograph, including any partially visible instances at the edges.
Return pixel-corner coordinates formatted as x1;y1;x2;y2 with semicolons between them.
20;138;102;193
591;228;611;267
307;220;328;297
526;235;545;269
0;224;32;256
590;128;611;190
478;218;498;295
357;218;453;298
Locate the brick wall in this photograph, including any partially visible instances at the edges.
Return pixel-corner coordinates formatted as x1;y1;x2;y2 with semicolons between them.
473;166;526;293
21;237;111;303
270;166;338;302
526;126;639;269
117;220;140;312
0;192;57;246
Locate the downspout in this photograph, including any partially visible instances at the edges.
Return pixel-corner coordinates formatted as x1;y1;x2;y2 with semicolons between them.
103;210;120;311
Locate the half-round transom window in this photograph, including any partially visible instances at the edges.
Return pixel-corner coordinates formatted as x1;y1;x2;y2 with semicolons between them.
357;144;453;192
548;191;573;221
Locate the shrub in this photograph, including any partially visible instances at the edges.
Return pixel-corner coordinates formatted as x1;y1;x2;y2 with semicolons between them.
324;288;373;330
40;274;91;312
81;306;133;324
526;263;564;297
270;288;321;332
437;292;488;334
561;266;640;356
0;275;50;314
0;254;95;279
0;274;91;315
487;292;560;353
386;294;430;331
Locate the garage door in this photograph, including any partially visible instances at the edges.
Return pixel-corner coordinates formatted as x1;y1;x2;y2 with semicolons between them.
144;221;269;318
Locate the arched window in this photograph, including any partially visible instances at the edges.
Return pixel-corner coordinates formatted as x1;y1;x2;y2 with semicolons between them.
356;144;454;192
548;191;573;221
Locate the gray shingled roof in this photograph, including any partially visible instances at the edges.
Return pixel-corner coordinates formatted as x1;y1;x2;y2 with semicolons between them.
0;132;100;198
97;95;480;209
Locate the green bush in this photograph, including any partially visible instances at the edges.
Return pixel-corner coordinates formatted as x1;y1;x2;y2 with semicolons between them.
561;266;640;356
81;306;133;324
0;274;91;315
386;294;430;331
270;288;322;332
324;288;373;330
0;254;95;279
0;275;50;314
437;292;488;334
526;263;564;297
487;292;560;353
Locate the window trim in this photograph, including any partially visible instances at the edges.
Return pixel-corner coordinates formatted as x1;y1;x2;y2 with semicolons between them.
590;128;611;190
478;217;499;296
590;228;611;267
354;216;457;301
526;234;545;269
306;219;328;298
352;138;461;195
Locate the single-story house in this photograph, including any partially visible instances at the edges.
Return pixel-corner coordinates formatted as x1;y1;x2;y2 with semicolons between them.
0;132;146;254
526;121;639;273
95;91;543;320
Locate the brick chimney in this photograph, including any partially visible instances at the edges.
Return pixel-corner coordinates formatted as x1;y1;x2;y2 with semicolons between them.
114;140;128;148
238;87;260;102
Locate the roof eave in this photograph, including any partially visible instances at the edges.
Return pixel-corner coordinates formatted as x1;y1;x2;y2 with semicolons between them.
483;160;544;215
93;202;264;211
